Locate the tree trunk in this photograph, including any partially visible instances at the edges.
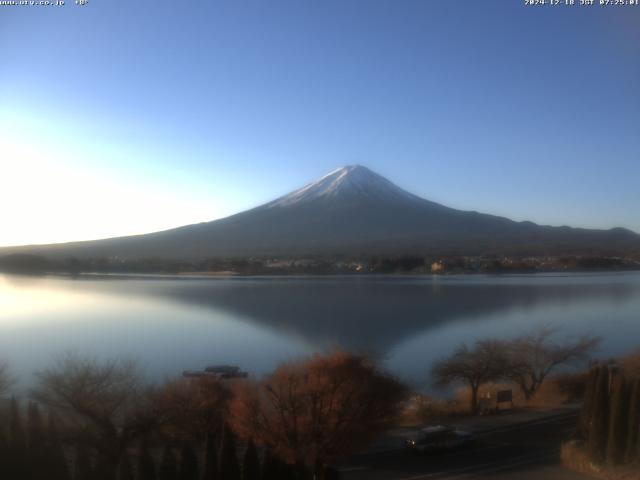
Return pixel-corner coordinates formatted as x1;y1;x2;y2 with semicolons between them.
523;385;535;401
588;366;611;464
313;459;324;480
606;375;629;466
470;384;479;414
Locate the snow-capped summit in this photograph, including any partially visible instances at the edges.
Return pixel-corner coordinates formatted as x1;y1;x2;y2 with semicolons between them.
264;165;421;208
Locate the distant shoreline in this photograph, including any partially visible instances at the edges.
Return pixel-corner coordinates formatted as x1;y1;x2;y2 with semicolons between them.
1;252;638;277
2;268;640;282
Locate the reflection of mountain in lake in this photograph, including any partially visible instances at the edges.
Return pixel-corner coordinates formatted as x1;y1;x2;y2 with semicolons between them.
108;276;640;352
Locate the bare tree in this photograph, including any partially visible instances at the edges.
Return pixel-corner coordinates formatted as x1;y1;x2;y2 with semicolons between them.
505;327;600;400
31;353;165;477
230;351;407;479
432;339;508;413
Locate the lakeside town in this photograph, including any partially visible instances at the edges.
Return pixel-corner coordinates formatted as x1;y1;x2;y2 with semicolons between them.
1;253;639;276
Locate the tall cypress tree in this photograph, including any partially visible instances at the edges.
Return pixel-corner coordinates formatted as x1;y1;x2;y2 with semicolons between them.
202;432;219;480
260;450;279;480
626;378;640;464
579;367;599;441
138;438;157;480
242;439;260;480
95;453;118;480
606;374;629;465
0;429;9;480
117;452;135;480
74;445;94;480
27;402;47;480
9;398;26;447
219;424;241;480
292;462;309;480
27;402;46;452
262;452;294;480
587;366;611;463
324;466;341;480
279;460;297;480
159;445;179;480
179;441;199;480
8;397;27;479
46;412;70;480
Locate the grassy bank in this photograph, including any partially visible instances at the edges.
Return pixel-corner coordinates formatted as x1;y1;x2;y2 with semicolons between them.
561;441;639;480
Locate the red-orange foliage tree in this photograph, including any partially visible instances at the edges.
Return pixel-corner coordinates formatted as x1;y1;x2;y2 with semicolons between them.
622;349;640;378
230;351;407;478
156;376;231;442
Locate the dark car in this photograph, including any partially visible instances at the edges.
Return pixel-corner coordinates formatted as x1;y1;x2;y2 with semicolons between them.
404;425;475;452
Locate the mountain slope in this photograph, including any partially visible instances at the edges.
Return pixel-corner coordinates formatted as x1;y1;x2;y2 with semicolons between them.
2;165;639;259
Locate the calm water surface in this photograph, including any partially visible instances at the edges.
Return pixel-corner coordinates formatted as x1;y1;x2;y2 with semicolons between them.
1;272;639;390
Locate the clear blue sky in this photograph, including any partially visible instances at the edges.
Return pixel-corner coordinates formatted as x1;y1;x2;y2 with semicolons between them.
1;0;639;246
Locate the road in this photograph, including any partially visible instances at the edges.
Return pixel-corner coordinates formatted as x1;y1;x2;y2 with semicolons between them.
339;413;591;480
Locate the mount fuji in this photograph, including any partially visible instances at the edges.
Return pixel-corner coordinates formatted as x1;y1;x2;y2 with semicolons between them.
3;165;639;259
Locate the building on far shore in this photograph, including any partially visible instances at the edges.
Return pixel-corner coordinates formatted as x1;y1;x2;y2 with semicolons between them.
183;364;248;380
431;261;444;273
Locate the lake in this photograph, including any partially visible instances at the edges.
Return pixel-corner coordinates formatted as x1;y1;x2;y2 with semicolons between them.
1;272;639;391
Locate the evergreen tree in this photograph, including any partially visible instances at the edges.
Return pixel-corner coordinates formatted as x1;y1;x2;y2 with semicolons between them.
261;451;292;480
74;445;94;480
95;453;118;480
0;429;9;480
606;374;629;465
8;397;27;479
579;367;599;441
587;366;611;463
260;450;279;480
9;398;26;447
242;439;260;480
138;438;157;480
179;441;199;480
159;445;179;480
219;424;241;480
202;432;219;480
46;412;71;480
279;461;297;480
27;402;47;479
293;462;310;480
117;452;135;480
626;378;640;464
27;402;46;452
324;466;341;480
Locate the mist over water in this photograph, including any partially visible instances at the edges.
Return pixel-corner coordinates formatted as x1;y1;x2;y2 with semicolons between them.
1;272;639;391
